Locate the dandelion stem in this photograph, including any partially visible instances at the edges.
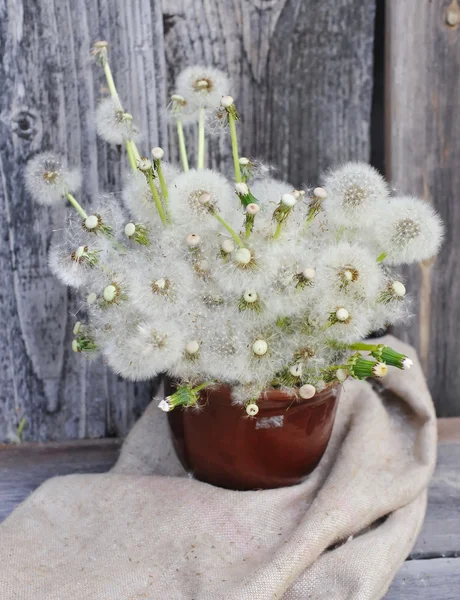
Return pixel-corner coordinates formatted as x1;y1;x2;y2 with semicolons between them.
103;60;122;109
376;252;387;263
273;221;283;240
146;173;168;226
66;193;88;219
228;111;241;183
157;162;168;202
193;381;214;393
197;107;206;169
177;120;189;172
213;213;245;248
126;141;137;172
245;222;252;240
349;342;380;352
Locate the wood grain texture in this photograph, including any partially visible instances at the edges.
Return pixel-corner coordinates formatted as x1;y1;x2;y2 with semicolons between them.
0;0;377;441
164;0;376;183
0;0;167;442
386;558;460;600
386;0;460;416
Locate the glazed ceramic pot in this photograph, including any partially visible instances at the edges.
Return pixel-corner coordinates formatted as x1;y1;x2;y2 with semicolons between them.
167;384;341;490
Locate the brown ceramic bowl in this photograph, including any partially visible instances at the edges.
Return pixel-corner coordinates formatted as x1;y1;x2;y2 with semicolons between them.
167;384;341;490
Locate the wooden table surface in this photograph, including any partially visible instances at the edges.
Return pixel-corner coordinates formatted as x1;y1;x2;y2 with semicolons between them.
1;419;459;599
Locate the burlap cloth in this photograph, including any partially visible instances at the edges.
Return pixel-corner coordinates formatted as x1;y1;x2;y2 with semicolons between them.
0;335;437;599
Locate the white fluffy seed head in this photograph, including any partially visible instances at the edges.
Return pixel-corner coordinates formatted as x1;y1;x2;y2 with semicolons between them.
87;292;97;305
235;182;249;195
336;368;348;382
289;364;302;377
186;233;201;247
336;307;349;322
392;281;406;297
313;187;328;199
124;222;136;237
243;290;258;303
246;403;259;416
281;193;296;208
85;215;99;230
221;95;234;108
303;267;316;280
299;384;316;399
186;340;200;355
235;248;252;265
252;339;268;356
151;147;164;160
103;285;117;302
246;203;260;215
221;239;235;254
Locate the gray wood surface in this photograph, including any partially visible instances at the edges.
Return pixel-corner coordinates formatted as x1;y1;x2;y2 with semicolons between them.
1;419;459;597
386;0;460;417
0;0;377;441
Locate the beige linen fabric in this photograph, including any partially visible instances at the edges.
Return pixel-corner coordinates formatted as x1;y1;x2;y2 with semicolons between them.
0;335;436;599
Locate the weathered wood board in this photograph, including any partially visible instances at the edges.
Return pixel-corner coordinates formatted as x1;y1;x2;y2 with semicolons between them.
0;0;377;441
386;0;460;416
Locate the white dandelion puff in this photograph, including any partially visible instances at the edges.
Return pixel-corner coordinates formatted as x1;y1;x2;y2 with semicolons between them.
25;152;81;206
95;97;139;145
175;66;231;110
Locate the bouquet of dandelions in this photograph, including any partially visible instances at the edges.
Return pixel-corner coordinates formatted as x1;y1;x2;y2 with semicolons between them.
25;41;444;417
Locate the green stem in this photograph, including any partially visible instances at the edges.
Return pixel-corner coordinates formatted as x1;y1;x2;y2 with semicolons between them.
245;222;252;240
349;342;380;353
157;162;168;201
273;221;283;240
146;173;168;225
177;120;189;172
228;111;241;182
193;381;214;393
197;107;206;169
103;59;122;110
126;141;137;172
376;252;387;263
66;193;88;219
213;213;245;248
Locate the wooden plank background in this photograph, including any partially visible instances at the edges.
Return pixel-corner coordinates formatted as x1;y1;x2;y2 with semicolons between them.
387;0;460;416
4;0;459;439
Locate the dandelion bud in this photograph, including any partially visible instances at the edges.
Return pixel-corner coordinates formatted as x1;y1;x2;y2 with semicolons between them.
371;345;413;370
87;292;97;305
186;233;201;247
221;95;234;108
186;340;200;355
392;281;406;297
243;290;258;303
246;403;259;416
124;222;136;237
281;193;296;208
373;363;388;377
158;398;171;412
348;354;388;380
313;187;327;199
103;285;117;302
289;364;302;378
252;339;268;356
239;157;250;166
221;239;235;254
336;307;349;322
303;267;316;280
151;147;164;160
235;248;252;265
171;94;186;104
235;182;249;195
336;368;348;382
85;215;99;230
72;339;80;353
73;321;82;335
402;358;413;370
246;203;260;215
299;384;316;400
